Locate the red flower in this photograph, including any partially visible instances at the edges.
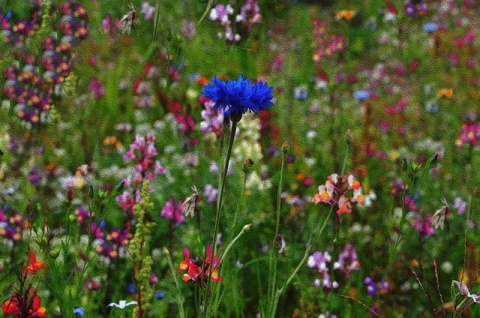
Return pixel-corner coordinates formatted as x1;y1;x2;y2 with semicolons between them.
28;295;47;317
178;244;223;285
2;294;21;316
23;251;45;275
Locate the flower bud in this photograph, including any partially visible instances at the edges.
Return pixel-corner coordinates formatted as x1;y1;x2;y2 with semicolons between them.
89;185;94;198
242;158;254;174
345;129;353;146
243;224;252;231
281;141;290;154
402;158;408;171
49;249;60;260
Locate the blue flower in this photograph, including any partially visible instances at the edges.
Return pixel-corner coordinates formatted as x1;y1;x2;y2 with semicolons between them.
423;22;439;33
353;90;370;101
154;291;167;300
202;75;274;120
73;306;86;316
127;282;136;294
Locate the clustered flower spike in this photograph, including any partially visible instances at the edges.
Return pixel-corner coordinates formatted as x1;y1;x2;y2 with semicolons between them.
178;244;223;286
313;174;365;215
363;277;390;296
312;18;346;63
116;134;165;218
455;119;479;149
1;288;47;317
307;244;360;291
0;205;25;243
1;1;89;124
209;0;262;43
202;75;274;120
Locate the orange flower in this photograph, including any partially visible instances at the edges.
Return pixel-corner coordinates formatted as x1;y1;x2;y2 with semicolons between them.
336;10;355;20
23;251;45;275
437;88;453;98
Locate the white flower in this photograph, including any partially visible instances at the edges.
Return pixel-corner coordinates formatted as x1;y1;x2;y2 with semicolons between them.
107;300;138;309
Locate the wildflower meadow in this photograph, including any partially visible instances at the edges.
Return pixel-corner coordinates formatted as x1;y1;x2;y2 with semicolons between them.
1;0;480;317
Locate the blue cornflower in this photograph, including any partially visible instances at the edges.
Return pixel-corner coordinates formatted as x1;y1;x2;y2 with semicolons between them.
423;22;439;33
202;75;274;121
73;306;86;316
353;90;370;101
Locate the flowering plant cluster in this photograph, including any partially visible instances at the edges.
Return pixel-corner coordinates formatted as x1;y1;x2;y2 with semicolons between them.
209;0;262;43
2;1;88;124
455;117;480;149
307;244;360;292
363;276;390;296
178;244;223;286
0;206;25;243
116;134;165;218
313;174;365;215
1;251;46;317
312;18;346;64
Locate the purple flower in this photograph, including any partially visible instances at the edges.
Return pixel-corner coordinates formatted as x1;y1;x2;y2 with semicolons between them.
141;2;155;20
453;197;467;215
88;78;105;99
204;184;219;203
161;197;185;224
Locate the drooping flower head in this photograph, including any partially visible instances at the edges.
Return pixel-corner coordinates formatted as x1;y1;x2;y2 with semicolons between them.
202;75;273;121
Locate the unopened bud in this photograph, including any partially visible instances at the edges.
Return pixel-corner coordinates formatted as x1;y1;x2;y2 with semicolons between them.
281;141;290;154
427;152;439;167
402;158;408;171
243;224;252;231
345;129;353;146
242;158;254;174
89;185;94;198
49;249;60;260
98;189;107;200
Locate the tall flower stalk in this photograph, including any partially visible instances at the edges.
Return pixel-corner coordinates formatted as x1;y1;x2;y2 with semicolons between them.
129;181;155;318
199;75;273;317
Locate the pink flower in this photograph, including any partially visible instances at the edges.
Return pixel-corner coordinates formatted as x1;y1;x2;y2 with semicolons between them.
161;197;185;224
88;78;105;99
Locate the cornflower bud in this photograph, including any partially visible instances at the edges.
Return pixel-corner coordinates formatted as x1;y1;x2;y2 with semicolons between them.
281;141;290;154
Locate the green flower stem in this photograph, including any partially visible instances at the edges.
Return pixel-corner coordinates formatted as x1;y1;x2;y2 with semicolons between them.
266;145;287;317
270;243;312;318
227;170;248;244
203;119;238;318
164;247;185;318
212;120;237;257
219;224;252;265
197;0;214;26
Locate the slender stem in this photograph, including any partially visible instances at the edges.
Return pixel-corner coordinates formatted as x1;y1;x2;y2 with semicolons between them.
219;224;251;265
227;171;247;244
213;120;237;256
203;120;237;318
197;0;214;26
270;243;312;318
312;205;334;246
164;248;185;318
266;147;287;317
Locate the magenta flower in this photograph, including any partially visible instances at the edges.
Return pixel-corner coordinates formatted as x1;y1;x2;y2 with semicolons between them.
160;197;185;224
88;78;105;99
